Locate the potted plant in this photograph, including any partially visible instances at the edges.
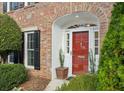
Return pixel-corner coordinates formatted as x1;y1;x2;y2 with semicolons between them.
56;49;68;79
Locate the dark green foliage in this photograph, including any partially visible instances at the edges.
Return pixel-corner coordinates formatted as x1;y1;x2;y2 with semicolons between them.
0;64;28;90
57;74;97;91
97;3;124;90
118;65;124;90
0;14;22;63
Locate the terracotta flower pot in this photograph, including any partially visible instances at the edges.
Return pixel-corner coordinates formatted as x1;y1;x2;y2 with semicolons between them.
56;67;68;79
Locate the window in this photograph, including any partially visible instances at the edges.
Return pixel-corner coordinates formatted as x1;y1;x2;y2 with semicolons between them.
25;30;40;69
27;33;34;66
66;32;70;54
2;2;38;13
28;2;39;5
10;2;24;11
3;2;7;13
94;32;98;55
8;52;14;64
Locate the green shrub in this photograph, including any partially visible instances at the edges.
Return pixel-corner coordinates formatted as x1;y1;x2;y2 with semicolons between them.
56;74;97;91
0;14;22;63
118;65;124;90
97;3;124;90
0;64;28;90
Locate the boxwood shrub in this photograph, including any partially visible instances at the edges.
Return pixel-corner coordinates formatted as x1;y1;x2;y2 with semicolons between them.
118;65;124;90
97;3;124;90
56;74;97;91
0;64;28;91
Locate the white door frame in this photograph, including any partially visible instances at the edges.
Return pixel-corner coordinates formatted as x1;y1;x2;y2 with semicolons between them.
24;31;35;69
63;26;99;77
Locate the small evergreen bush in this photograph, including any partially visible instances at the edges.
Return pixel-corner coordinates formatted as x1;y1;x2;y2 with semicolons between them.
0;64;28;90
0;14;22;63
56;74;97;91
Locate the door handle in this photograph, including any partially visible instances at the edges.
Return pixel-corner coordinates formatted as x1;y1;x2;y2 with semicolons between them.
78;55;85;60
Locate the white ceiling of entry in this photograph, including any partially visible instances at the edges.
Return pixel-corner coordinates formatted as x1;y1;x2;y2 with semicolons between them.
54;12;99;29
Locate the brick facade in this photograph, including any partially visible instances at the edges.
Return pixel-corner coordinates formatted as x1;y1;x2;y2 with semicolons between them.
7;2;114;79
0;2;3;13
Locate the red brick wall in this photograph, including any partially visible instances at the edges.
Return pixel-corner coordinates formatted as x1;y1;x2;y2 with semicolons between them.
0;2;3;13
8;2;114;79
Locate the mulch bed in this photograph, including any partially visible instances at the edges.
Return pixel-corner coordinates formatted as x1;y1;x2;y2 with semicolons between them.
20;76;50;91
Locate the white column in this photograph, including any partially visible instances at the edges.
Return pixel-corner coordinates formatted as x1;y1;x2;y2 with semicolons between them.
24;2;28;6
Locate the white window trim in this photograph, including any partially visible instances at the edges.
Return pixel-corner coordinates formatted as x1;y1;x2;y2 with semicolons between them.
22;26;38;32
7;2;10;12
24;2;28;6
24;31;35;69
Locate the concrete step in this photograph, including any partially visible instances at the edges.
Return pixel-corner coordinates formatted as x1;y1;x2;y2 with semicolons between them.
44;79;69;91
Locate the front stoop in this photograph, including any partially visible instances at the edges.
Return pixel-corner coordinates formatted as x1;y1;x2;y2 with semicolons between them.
44;79;69;91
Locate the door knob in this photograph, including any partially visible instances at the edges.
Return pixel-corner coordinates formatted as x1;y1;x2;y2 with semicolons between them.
78;55;85;60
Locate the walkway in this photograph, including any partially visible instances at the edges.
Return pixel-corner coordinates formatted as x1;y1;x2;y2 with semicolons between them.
20;76;50;91
45;79;69;91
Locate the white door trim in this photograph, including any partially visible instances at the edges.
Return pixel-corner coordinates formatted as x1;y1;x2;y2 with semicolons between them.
63;26;99;76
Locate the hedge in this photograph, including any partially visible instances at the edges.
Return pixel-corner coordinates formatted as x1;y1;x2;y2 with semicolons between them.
0;64;28;90
118;65;124;90
56;74;97;91
97;3;124;90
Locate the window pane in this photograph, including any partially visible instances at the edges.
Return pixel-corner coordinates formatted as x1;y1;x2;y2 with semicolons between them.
94;32;98;55
67;47;69;53
67;33;69;40
10;2;24;11
67;41;69;46
3;2;7;13
9;53;14;63
27;33;34;49
28;50;34;66
95;48;98;55
28;2;39;5
95;40;98;46
66;33;70;53
95;32;98;38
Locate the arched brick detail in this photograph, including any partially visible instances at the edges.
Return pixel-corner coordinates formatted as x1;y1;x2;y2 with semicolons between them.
47;3;110;46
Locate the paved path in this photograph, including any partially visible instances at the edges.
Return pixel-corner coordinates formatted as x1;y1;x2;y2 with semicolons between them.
45;79;69;91
20;76;50;91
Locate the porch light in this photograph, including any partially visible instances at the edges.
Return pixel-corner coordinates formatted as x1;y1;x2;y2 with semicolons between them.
75;15;79;18
86;24;90;27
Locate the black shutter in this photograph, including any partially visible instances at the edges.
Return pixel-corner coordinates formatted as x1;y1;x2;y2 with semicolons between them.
13;51;19;64
34;30;40;70
19;32;24;64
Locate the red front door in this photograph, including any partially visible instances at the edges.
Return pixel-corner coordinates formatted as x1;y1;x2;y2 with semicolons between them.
72;31;89;75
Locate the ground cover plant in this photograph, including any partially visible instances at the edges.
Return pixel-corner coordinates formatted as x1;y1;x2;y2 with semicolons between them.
57;74;97;91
